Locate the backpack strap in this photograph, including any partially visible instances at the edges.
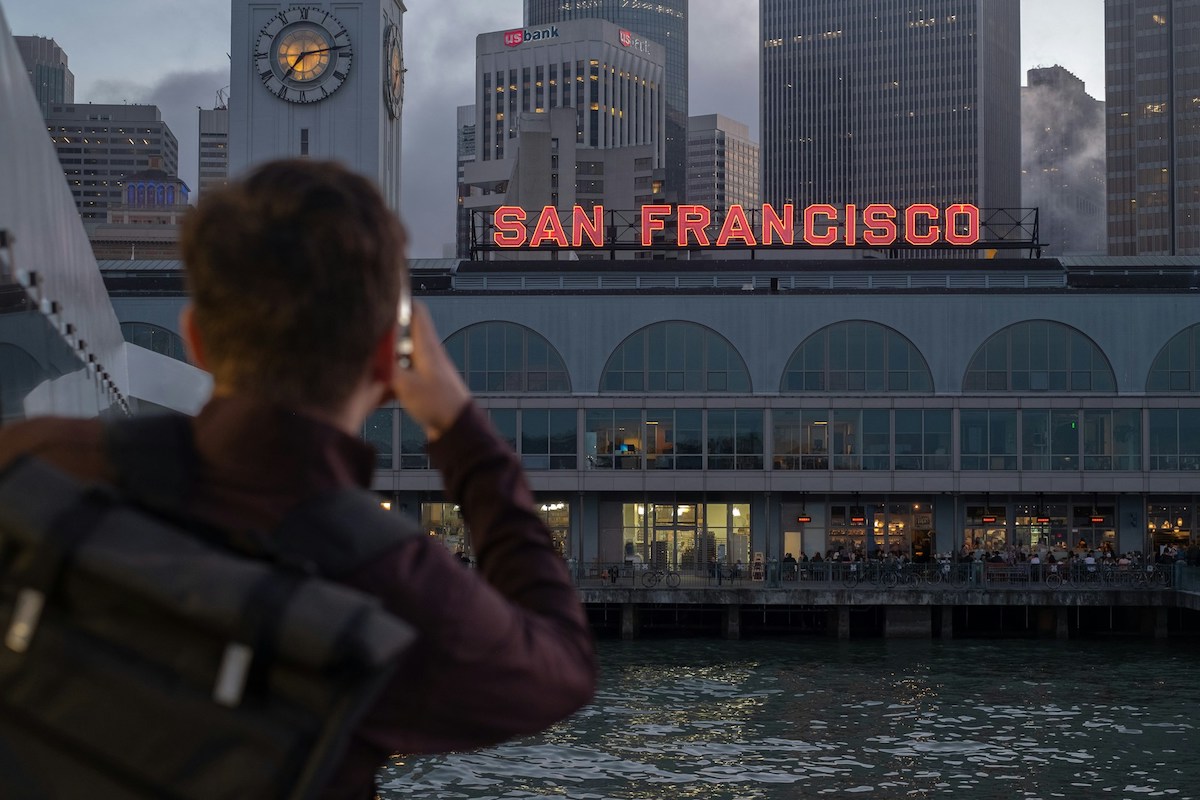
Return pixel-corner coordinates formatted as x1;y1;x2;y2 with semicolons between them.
104;413;196;518
269;488;421;579
103;414;419;576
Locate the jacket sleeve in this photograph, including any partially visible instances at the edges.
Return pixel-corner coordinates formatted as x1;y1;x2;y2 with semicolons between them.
349;402;596;755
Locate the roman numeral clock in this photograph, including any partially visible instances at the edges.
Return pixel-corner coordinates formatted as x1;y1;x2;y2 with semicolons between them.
230;1;406;211
255;6;354;104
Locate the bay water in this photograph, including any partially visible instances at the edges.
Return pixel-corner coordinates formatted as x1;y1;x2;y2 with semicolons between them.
379;638;1199;799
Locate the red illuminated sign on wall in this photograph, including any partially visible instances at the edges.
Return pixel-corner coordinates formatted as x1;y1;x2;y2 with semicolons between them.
492;203;982;249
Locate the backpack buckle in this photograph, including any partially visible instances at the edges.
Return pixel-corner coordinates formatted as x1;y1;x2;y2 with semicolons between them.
5;587;46;653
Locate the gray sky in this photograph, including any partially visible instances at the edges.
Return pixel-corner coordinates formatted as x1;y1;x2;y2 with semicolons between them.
3;0;1105;257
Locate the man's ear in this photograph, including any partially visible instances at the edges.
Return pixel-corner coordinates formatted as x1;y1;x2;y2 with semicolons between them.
179;305;209;370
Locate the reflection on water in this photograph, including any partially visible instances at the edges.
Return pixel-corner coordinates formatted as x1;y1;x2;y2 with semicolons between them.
379;639;1200;799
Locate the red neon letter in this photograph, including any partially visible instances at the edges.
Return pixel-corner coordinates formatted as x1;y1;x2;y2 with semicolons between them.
640;204;672;247
716;205;757;247
493;206;527;247
529;206;569;247
844;203;857;246
677;205;711;247
803;204;839;246
905;203;940;246
572;205;604;247
862;204;897;246
944;203;980;246
761;204;794;246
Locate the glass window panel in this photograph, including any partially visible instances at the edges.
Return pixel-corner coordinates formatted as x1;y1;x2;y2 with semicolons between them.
362;408;393;469
490;408;518;451
521;408;548;455
708;409;734;455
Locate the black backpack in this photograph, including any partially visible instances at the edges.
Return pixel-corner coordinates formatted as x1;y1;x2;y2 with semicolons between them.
0;415;419;799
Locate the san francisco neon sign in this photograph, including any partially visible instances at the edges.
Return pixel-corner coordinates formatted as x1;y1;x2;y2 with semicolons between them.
491;203;982;248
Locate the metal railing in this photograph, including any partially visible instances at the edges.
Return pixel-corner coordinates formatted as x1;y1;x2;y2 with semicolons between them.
572;560;1188;592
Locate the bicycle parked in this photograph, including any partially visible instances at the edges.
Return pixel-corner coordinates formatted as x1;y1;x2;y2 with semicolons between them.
642;566;681;588
927;560;967;587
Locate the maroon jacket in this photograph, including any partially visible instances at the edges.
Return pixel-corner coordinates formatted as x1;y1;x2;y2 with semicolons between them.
0;397;597;797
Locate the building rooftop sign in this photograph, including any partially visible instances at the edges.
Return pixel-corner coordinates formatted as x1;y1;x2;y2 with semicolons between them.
494;203;980;248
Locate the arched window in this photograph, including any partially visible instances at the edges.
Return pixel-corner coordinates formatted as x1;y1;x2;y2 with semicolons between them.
600;321;750;392
444;322;570;392
963;320;1115;392
120;322;188;363
1147;324;1200;392
781;321;933;392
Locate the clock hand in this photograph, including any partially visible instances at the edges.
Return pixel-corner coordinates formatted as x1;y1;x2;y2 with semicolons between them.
283;43;350;79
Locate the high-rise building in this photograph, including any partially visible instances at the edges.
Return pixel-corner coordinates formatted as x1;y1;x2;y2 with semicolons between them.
460;18;667;259
525;0;687;202
229;0;406;210
1105;0;1200;255
687;114;760;214
198;104;229;199
44;103;180;227
1021;67;1105;256
760;1;1021;215
456;104;476;259
15;35;73;114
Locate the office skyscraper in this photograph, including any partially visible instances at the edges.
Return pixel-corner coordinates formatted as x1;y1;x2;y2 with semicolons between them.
687;114;760;214
1105;0;1200;255
760;1;1020;215
45;103;179;226
15;35;73;114
455;104;475;259
1022;67;1105;256
525;0;687;201
461;19;666;258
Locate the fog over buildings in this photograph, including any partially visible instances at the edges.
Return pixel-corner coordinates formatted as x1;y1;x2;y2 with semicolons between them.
1021;66;1105;256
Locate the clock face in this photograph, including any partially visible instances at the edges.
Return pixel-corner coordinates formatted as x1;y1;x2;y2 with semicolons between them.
255;6;353;104
383;23;404;119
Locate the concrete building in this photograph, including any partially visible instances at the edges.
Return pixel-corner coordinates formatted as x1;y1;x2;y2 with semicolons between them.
198;105;229;199
525;0;688;201
461;18;667;259
687;114;760;215
229;0;406;210
1021;66;1105;256
44;103;180;228
14;35;73;114
1105;0;1200;255
760;0;1021;216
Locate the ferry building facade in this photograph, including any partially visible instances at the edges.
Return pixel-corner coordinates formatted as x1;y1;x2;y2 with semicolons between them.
104;255;1200;574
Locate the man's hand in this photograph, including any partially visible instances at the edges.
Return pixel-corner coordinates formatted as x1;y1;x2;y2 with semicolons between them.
390;302;471;442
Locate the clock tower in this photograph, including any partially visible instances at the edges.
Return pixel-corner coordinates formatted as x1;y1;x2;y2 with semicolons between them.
229;1;405;211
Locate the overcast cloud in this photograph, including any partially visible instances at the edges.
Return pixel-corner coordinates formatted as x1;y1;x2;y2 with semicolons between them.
3;0;1104;257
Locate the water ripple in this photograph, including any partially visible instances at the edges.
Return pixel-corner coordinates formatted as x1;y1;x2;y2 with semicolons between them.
380;639;1200;800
